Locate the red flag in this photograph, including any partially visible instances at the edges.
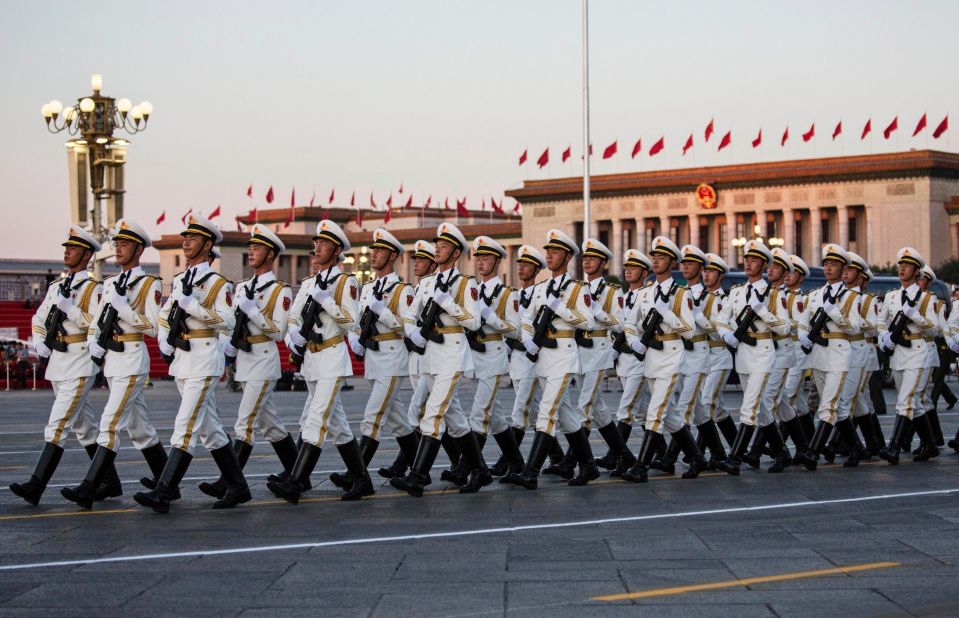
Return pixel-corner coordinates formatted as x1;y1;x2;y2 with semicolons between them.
208;205;221;220
682;134;693;156
444;197;450;210
180;208;192;225
883;116;898;139
155;211;166;225
456;198;469;217
861;119;872;140
705;118;714;142
933;115;949;139
321;210;328;220
248;207;257;222
718;131;731;151
781;126;789;147
386;194;393;208
602;140;617;159
649;137;664;156
802;124;815;142
518;149;528;166
290;188;296;207
912;113;927;137
236;220;242;232
512;200;521;214
284;203;294;229
398;181;404;193
350;191;356;207
588;144;593;156
370;192;376;208
631;138;642;158
832;121;842;140
309;189;316;207
537;147;549;168
384;203;392;224
425;194;432;208
328;188;335;204
491;197;503;213
246;185;253;198
752;129;762;148
404;194;413;209
355;209;363;227
265;186;274;204
562;146;571;162
481;198;487;211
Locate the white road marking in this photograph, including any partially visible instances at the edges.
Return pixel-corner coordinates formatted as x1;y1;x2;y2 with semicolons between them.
1;487;956;571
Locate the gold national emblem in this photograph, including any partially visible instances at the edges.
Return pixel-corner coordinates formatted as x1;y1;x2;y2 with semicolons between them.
696;183;718;210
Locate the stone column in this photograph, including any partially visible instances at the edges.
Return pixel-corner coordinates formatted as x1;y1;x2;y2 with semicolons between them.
725;211;737;265
689;213;700;248
864;205;875;262
810;206;822;266
659;215;671;242
782;208;794;254
289;252;298;283
838;206;849;249
637;218;647;252
611;218;624;276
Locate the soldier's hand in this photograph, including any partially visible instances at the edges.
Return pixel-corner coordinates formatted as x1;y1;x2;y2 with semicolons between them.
310;287;331;305
748;298;766;314
948;336;959;354
630;338;648;355
348;333;366;356
34;340;52;358
434;291;452;308
902;304;920;321
289;327;307;348
159;340;175;357
55;293;74;313
654;299;671;316
799;332;813;349
409;330;428;349
823;300;843;321
879;332;895;352
238;296;259;315
222;341;238;358
522;334;539;355
88;340;106;359
480;305;494;321
368;297;386;316
174;289;195;310
546;296;563;313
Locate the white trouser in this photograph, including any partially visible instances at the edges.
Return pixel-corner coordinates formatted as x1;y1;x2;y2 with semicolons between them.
851;370;875;418
676;371;709;427
45;377;98;447
96;374;160;452
736;371;775;427
811;368;859;425
535;373;583;436
577;370;614;428
170;377;230;453
469;374;510;436
417;371;470;439
234;379;288;445
780;367;809;420
919;367;935;412
301;377;353;447
766;368;793;422
702;369;730;421
616;374;648;426
361;376;413;441
892;368;927;420
407;373;430;429
644;373;685;434
510;377;540;430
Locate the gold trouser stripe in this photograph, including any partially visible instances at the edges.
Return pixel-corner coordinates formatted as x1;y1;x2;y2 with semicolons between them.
315;378;343;447
849;370;869;416
749;373;771;426
770;369;789;418
482;376;501;434
545;374;572;436
904;368;923;420
521;379;538;427
787;369;805;407
625;377;645;421
651;374;679;434
53;377;87;445
370;376;398;441
826;371;846;425
683;373;707;424
709;370;729;418
243;381;271;444
180;377;213;450
430;373;462;439
582;371;603;421
107;376;139;451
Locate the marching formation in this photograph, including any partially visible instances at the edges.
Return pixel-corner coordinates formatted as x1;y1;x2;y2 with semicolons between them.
9;215;959;513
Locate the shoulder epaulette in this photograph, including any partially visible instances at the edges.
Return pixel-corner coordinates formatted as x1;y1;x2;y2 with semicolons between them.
300;273;316;283
640;282;653;289
606;282;621;290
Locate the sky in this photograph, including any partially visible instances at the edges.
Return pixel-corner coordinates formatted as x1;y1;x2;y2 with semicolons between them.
1;0;957;261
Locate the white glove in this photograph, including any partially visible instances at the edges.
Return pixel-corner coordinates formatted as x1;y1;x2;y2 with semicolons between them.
522;334;540;356
110;290;129;310
311;286;331;304
722;332;739;349
55;293;73;313
902;305;920;320
948;336;959;354
480;304;494;321
434;291;452;308
111;294;136;323
611;349;620;362
159;340;175;357
692;302;704;317
630;338;648;355
289;327;307;348
368;297;386;316
223;340;238;358
799;332;813;349
176;290;195;310
35;340;52;358
546;296;563;312
348;333;366;357
594;308;609;323
748;298;766;313
654;299;671;316
879;331;895;352
88;340;106;359
409;329;427;349
238;296;259;315
823;301;843;321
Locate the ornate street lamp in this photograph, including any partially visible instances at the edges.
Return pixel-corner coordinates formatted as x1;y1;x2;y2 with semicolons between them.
41;73;153;277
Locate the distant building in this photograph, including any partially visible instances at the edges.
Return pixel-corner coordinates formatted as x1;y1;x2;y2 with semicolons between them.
0;259;159;302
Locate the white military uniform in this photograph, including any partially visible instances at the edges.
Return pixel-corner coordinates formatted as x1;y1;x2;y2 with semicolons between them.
676;280;711;427
699;285;733;423
31;270;102;447
508;281;543;430
617;283;651;426
849;285;880;418
158;261;235;453
231;271;293;445
877;282;938;420
780;256;813;423
289;265;359;446
468;274;518;436
87;266;163;451
577;275;621;429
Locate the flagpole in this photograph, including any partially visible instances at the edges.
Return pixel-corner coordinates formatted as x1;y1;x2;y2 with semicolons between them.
582;0;591;240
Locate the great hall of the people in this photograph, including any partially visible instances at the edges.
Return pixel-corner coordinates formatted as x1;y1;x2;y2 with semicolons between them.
151;150;959;290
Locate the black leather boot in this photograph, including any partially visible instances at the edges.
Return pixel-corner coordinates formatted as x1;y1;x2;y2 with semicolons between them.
798;414;816;445
716;424;756;476
267;435;303;485
137;443;182;500
764;424;791;473
542;438;577;480
622;430;660;483
597;422;636;477
459;432;492;494
912;414;940;462
948;427;959;452
133;448;193;513
389;435;441;497
210;442;252;509
697;420;727;469
567;427;600;486
380;432;418;479
670;425;705;479
901;424;916;453
330;435;378;489
267;443;322;504
440;431;462;469
505;431;551;490
854;416;880;459
491;429;525;482
835;418;865;467
338;439;375;500
797;420;833;470
199;439;253;499
271;433;299;476
650;438;681;474
783;417;815;470
716;416;738;447
546;434;566;466
740;426;768;469
61;446;118;509
879;415;911;465
83;443;122;501
9;442;64;506
926;409;945;447
598;422;631;469
440;431;469;487
869;414;887;451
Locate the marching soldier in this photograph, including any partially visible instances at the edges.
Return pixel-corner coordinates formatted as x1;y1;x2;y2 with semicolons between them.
946;295;959;451
700;253;738;450
506;229;600;489
198;224;297;501
598;249;651;475
715;240;793;475
391;223;490;496
855;267;887;451
651;244;725;473
267;220;374;503
796;244;866;469
334;228;418;489
134;214;250;512
622;236;705;482
11;227;106;505
917;266;946;450
497;245;547;477
61;220;165;509
781;255;816;443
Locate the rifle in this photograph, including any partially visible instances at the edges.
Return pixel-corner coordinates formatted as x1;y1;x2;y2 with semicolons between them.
731;306;759;347
880;310;913;359
42;272;78;356
612;331;638;360
635;308;664;361
357;283;384;353
163;269;198;364
290;271;335;367
801;307;830;354
405;274;457;355
525;303;559;362
229;275;259;354
93;271;133;366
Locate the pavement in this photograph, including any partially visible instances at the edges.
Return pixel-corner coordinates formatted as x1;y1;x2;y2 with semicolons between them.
2;377;959;617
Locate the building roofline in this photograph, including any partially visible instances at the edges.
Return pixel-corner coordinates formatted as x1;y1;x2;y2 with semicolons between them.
234;206;518;226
